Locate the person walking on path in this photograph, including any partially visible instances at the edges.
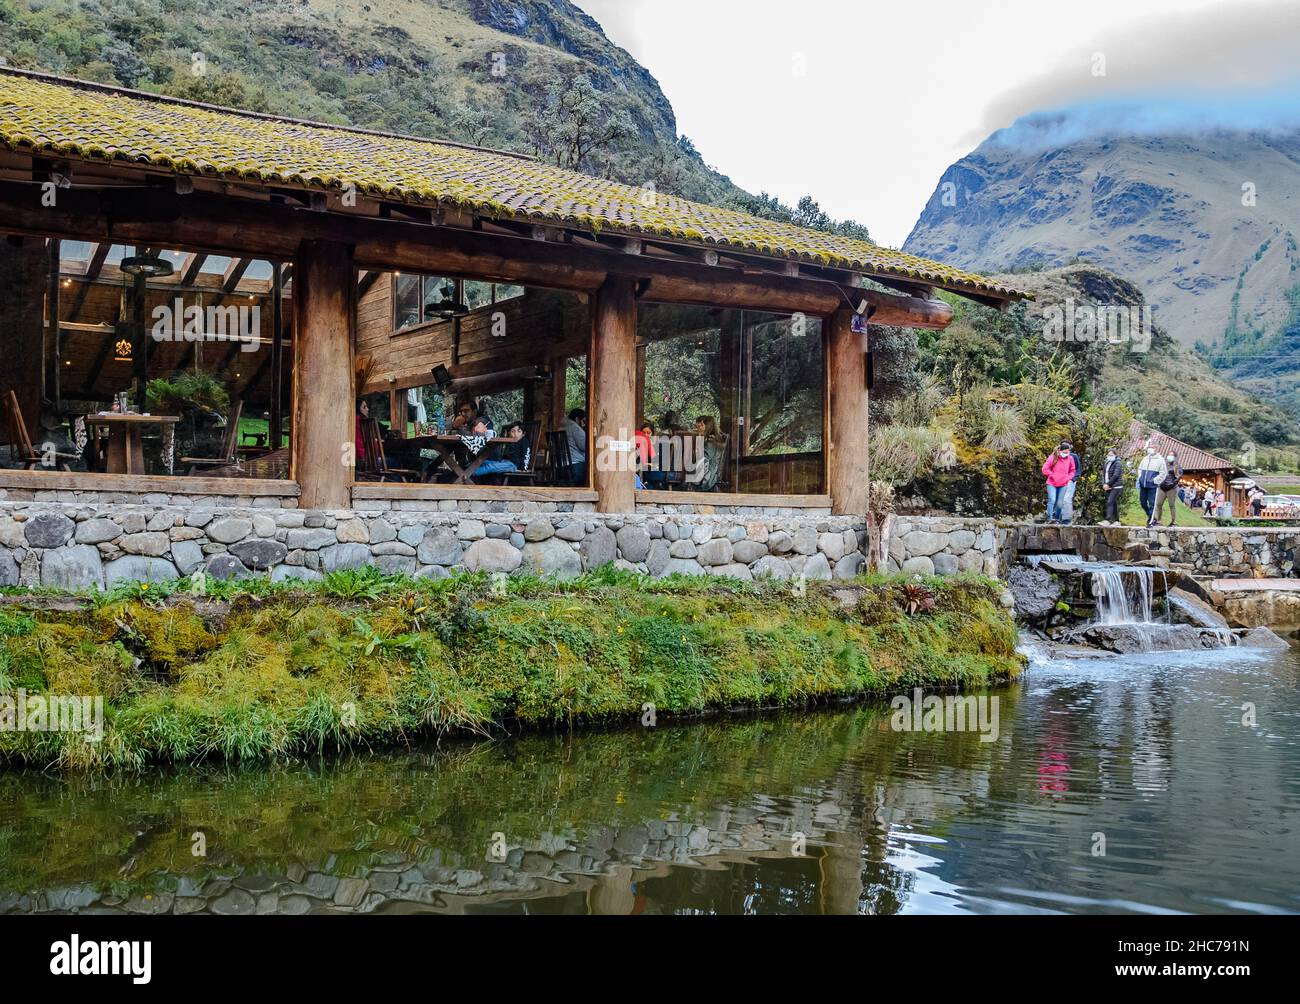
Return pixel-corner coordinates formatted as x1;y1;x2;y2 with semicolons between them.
1154;452;1183;526
1057;441;1083;525
1101;447;1124;525
1041;442;1077;524
1136;447;1167;524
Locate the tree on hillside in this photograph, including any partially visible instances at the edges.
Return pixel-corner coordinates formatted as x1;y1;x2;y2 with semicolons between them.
524;73;636;171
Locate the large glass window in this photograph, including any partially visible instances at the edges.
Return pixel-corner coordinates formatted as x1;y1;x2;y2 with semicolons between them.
637;304;823;494
360;277;589;488
0;235;292;480
393;275;527;332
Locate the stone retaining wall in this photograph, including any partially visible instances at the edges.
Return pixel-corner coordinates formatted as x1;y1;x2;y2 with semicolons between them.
0;500;870;589
882;517;1004;578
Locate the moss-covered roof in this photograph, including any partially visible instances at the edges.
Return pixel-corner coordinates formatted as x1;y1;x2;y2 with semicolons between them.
0;69;1027;301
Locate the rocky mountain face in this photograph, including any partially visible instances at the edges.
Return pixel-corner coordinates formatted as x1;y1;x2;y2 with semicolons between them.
904;114;1300;412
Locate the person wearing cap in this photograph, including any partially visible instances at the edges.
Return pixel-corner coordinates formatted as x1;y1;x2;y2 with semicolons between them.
1136;447;1168;524
1153;452;1183;526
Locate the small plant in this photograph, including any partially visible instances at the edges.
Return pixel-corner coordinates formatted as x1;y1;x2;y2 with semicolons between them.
899;579;937;616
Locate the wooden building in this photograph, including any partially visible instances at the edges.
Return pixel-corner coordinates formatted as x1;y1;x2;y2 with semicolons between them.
0;68;1026;516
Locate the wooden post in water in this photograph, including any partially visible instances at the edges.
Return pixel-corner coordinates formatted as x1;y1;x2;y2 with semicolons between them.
291;239;355;509
826;307;869;516
591;275;637;513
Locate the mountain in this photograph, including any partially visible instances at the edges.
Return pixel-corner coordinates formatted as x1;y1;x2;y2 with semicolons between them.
904;112;1300;412
0;0;867;236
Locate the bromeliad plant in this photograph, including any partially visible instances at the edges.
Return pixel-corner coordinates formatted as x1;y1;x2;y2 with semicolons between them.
899;579;937;616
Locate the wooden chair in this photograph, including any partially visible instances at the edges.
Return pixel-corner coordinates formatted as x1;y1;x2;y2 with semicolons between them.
356;418;421;483
3;390;77;471
546;429;576;486
499;421;543;486
182;400;244;475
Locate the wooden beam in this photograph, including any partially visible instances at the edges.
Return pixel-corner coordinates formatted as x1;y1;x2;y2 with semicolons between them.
291;239;355;509
179;251;208;286
63;241;111;323
634;490;832;508
591;275;637;513
357;269;382;299
826;308;869;516
351;484;598;503
0;470;299;495
0;183;965;325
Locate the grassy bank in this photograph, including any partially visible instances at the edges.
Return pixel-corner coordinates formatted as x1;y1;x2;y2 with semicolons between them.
0;569;1022;770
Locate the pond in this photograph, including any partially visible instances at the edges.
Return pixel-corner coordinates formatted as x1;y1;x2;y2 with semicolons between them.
2;643;1298;915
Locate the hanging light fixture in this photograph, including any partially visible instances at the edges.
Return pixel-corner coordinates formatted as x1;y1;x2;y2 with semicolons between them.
429;281;468;319
120;253;175;278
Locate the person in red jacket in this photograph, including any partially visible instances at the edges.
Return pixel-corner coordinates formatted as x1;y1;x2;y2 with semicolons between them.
1041;442;1077;524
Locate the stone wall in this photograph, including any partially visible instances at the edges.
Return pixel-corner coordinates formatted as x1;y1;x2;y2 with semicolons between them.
1006;523;1300;579
882;517;1004;578
0;500;869;589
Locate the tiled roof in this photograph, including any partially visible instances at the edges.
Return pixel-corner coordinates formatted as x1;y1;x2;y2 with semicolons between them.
1127;420;1241;473
0;69;1028;302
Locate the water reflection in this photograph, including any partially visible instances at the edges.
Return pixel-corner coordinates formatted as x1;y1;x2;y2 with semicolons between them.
1;645;1298;915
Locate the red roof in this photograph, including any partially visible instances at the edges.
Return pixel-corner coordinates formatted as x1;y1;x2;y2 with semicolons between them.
1125;420;1242;474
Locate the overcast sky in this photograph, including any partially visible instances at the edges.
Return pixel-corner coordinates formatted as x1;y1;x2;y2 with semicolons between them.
573;0;1300;248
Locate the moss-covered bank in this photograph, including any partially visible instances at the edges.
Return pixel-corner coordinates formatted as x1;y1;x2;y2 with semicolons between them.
0;569;1022;770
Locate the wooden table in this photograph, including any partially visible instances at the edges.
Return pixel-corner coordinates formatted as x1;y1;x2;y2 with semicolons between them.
84;413;180;475
404;434;513;484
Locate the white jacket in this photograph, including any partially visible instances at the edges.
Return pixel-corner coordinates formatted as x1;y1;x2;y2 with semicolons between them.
1136;453;1167;488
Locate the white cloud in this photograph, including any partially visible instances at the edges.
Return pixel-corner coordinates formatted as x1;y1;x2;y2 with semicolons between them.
573;0;1298;248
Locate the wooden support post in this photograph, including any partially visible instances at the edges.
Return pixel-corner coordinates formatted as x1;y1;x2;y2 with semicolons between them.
269;262;284;450
826;308;869;516
0;237;48;446
291;240;355;509
590;275;637;512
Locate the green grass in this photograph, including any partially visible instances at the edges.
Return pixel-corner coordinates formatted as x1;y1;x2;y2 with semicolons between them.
1118;494;1214;527
0;570;1022;770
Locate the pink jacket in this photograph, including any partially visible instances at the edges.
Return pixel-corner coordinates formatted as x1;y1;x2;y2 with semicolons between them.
1042;453;1076;488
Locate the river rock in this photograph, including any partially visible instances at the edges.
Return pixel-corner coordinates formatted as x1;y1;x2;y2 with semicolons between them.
646;539;671;576
1238;626;1289;649
0;548;18;587
802;553;833;581
286;528;336;551
74;518;122;545
900;556;934;576
1006;565;1063;622
616;525;651;563
171;540;205;574
520;537;581;579
23;512;74;548
462;538;523;573
697;538;732;566
105;555;179;585
205;554;251;581
1166;587;1229;630
119;532;170;557
731;539;767;564
229;539;288;571
581;526;617;569
818;532;846;562
208;518;252;544
40;545;103;589
417;528;462;565
321;543;371;572
751;554;793;580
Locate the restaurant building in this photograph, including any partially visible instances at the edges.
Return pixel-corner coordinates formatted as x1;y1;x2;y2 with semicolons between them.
0;68;1025;587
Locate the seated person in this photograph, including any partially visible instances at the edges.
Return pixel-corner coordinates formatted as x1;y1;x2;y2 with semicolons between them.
473;421;530;481
636;420;666;487
685;415;724;491
449;398;480;433
562;408;587;484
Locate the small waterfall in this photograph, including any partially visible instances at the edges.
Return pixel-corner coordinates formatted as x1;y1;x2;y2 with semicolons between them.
1092;566;1165;626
